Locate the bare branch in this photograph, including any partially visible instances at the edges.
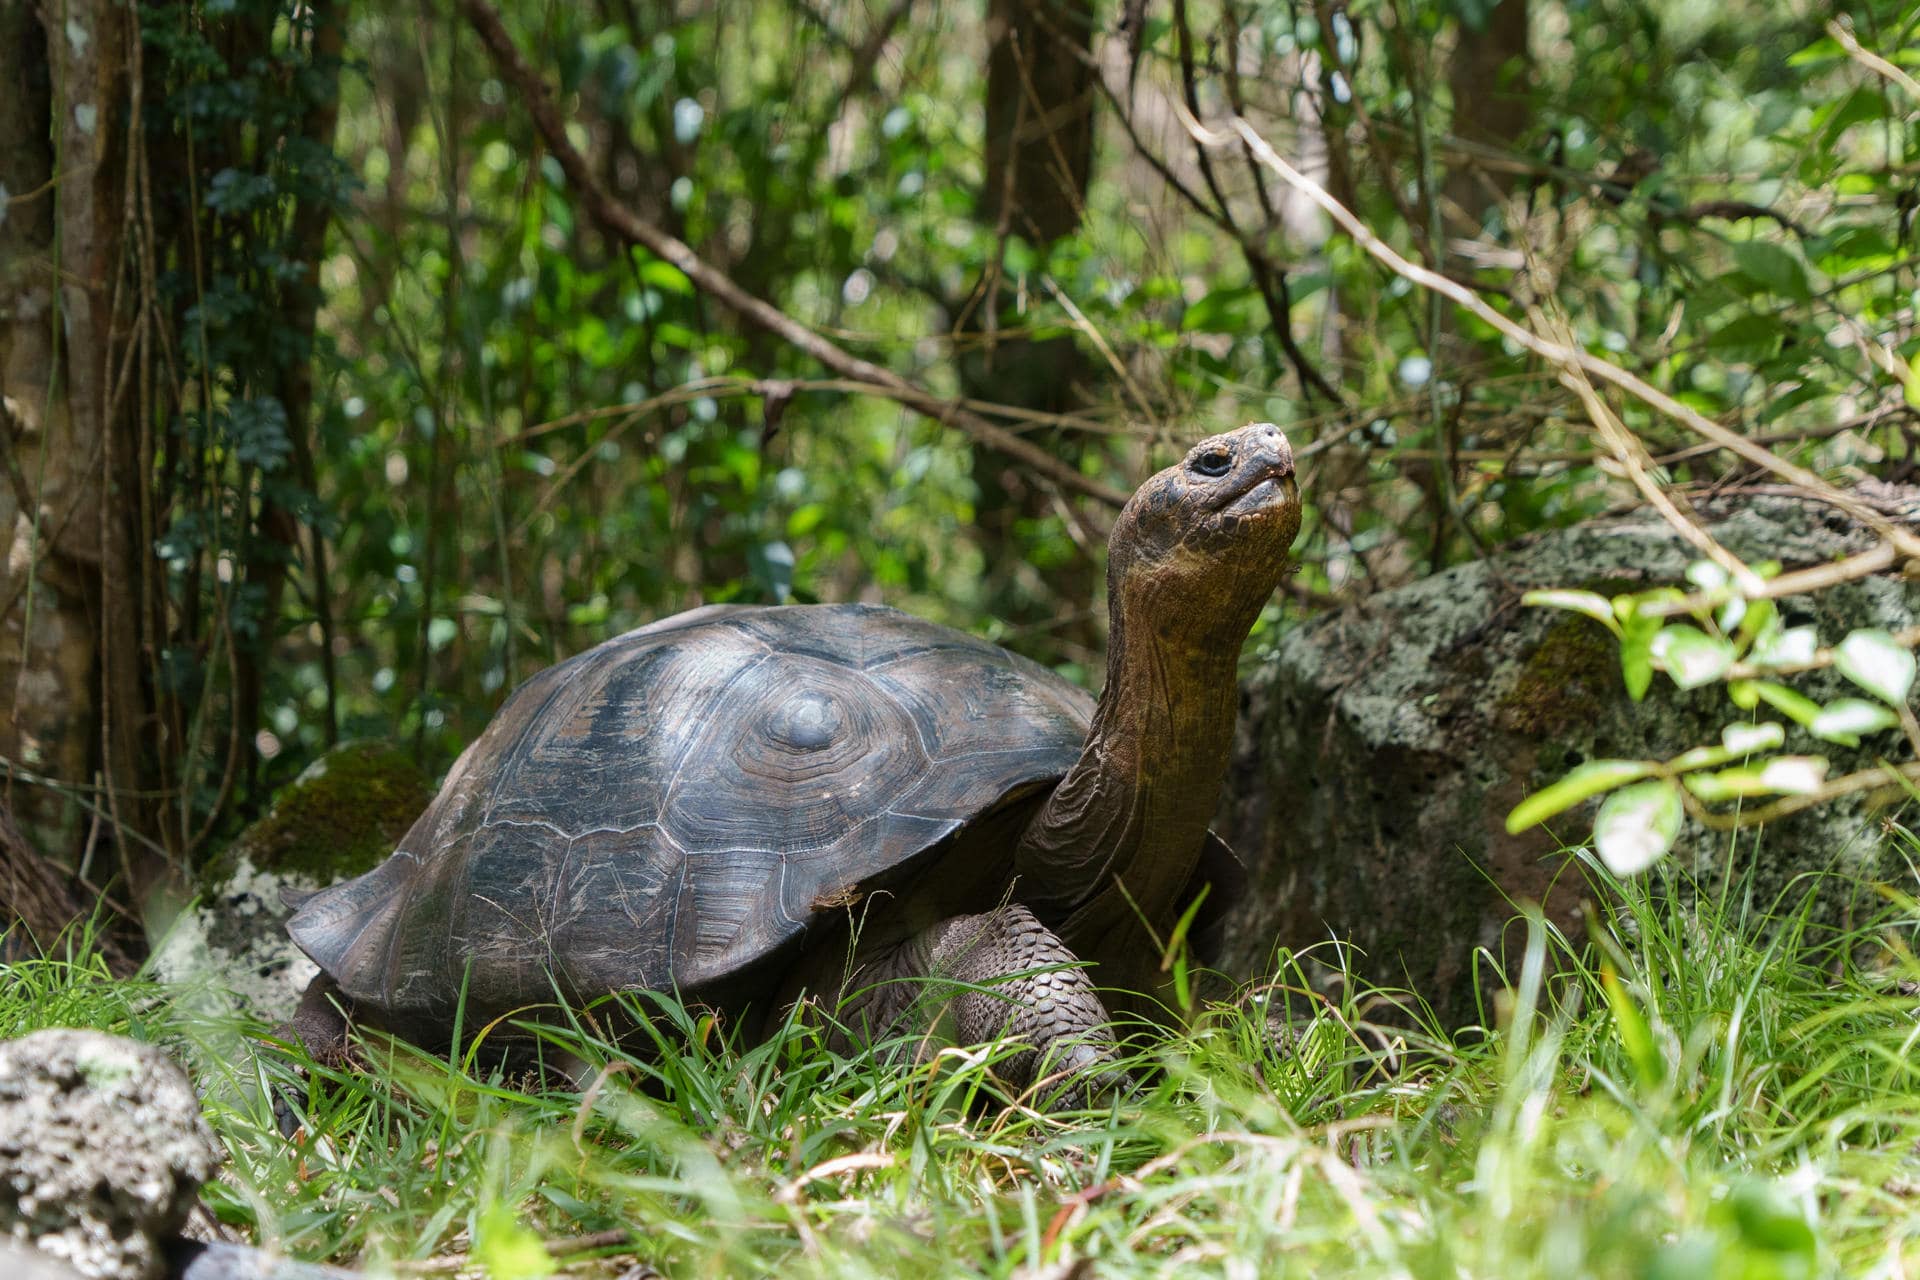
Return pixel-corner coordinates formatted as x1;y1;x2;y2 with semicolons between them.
458;0;1128;509
1198;111;1920;568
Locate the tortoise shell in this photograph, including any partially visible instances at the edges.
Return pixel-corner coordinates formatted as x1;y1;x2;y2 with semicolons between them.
286;603;1096;1036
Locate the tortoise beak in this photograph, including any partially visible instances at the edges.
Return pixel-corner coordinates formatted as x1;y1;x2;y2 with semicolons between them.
1219;425;1298;519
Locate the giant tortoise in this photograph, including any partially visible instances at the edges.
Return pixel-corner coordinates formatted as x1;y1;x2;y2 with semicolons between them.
285;421;1300;1096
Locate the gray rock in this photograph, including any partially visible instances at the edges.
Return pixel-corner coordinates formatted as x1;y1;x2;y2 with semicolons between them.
0;1030;221;1280
150;742;432;1023
167;1241;360;1280
1215;487;1920;1022
0;1240;91;1280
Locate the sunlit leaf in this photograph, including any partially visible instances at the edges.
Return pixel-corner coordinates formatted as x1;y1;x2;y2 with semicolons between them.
1721;722;1784;755
1521;589;1621;635
471;1201;556;1280
1750;624;1817;669
1506;760;1658;834
1684;560;1728;591
1808;698;1898;746
1759;756;1828;794
1594;779;1683;876
1684;757;1827;803
1834;628;1916;706
1650;625;1734;690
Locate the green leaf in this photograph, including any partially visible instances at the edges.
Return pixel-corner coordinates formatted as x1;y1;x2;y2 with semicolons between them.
1749;622;1815;669
471;1201;556;1280
1750;680;1822;727
1163;886;1211;1014
1808;697;1898;746
1594;779;1683;876
1683;767;1760;803
1785;34;1843;67
1834;628;1916;706
1734;593;1778;652
786;503;826;537
1521;589;1622;636
1905;352;1920;414
1181;285;1257;332
1728;1180;1817;1256
1651;625;1735;690
1812;223;1896;276
1668;722;1782;772
1684;757;1826;803
1600;962;1664;1090
1810;87;1893;141
1506;760;1658;834
1704;312;1782;361
1721;721;1785;755
1619;611;1660;702
1729;240;1811;301
637;257;695;295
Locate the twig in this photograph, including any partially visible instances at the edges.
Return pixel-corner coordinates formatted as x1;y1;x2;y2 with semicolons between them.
516;377;1140;442
1039;274;1156;426
1560;350;1759;591
1640;542;1900;620
458;0;1127;509
1693;757;1920;830
1829;17;1920;102
839;0;911;97
1726;624;1920;681
1196;111;1920;565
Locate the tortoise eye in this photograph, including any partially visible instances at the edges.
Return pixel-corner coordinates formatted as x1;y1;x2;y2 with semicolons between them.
1192;450;1232;478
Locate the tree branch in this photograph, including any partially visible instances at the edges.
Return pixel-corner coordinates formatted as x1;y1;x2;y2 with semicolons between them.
1205;111;1920;567
458;0;1128;509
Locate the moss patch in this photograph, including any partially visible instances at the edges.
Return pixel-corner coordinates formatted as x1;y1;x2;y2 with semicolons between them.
1498;615;1625;738
205;741;432;886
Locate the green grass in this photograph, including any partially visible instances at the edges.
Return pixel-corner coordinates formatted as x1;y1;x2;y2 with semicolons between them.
8;847;1920;1279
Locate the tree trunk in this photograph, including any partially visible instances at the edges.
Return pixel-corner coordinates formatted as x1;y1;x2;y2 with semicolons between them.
1443;0;1531;239
0;0;132;872
965;0;1101;666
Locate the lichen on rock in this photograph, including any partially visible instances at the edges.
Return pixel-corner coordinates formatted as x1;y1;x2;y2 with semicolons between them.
0;1030;220;1280
1214;487;1920;1022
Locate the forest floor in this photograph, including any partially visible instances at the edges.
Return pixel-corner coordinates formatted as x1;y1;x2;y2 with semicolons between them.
9;848;1920;1279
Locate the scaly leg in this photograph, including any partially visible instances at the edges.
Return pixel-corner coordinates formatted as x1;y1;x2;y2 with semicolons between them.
837;905;1118;1102
270;974;352;1137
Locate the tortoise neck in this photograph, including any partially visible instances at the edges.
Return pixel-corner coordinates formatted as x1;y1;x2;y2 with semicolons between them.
1012;573;1252;936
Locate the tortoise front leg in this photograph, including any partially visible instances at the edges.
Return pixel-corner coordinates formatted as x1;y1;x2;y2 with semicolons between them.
287;973;353;1066
270;974;352;1137
839;905;1119;1103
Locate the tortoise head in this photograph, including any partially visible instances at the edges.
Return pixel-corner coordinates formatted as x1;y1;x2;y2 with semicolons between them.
1106;421;1301;642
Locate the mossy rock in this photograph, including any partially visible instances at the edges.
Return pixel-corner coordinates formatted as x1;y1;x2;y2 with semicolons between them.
1215;487;1920;1024
153;742;433;1020
207;741;432;886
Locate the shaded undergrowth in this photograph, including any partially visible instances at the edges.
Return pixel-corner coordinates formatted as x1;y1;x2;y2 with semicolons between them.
7;846;1920;1279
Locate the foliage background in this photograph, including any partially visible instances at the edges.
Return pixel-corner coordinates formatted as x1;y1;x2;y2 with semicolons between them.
4;0;1918;907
